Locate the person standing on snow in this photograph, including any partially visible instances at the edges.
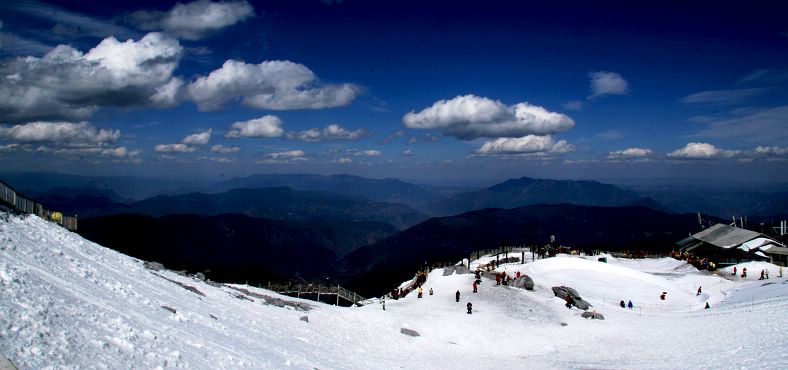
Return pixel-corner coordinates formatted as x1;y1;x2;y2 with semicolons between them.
742;267;747;278
565;294;573;309
472;280;478;293
697;286;702;296
455;290;461;302
627;300;633;309
418;286;423;298
620;300;626;308
429;287;434;295
467;301;473;314
779;266;783;278
733;266;737;276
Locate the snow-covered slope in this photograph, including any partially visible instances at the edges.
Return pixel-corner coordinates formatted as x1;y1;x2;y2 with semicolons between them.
2;214;788;369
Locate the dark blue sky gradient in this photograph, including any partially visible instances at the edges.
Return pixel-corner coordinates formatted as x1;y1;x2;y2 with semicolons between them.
0;0;787;185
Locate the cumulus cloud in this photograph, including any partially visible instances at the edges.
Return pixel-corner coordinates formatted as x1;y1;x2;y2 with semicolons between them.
476;135;575;155
0;32;183;122
333;157;353;164
225;115;284;138
403;95;574;140
181;129;212;145
607;147;653;159
154;143;196;153
667;143;741;159
588;71;628;98
0;121;119;146
130;0;254;40
210;144;240;153
403;149;414;156
154;128;213;154
188;60;360;111
256;150;307;164
287;124;367;142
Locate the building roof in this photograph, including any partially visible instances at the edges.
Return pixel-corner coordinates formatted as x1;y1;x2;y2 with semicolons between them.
692;224;761;248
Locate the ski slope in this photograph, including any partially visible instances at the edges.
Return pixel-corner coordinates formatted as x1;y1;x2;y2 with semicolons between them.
2;214;788;369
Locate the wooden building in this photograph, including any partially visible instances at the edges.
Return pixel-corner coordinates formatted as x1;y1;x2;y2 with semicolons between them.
676;223;787;267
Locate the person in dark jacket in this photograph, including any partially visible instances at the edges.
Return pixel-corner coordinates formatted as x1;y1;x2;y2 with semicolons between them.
619;300;626;308
627;300;633;309
455;290;461;302
467;301;473;314
565;295;573;308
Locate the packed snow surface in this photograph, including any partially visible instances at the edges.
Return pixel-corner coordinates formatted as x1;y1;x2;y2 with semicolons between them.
2;214;788;369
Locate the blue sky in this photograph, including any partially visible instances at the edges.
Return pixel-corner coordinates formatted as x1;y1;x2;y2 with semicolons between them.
1;0;787;185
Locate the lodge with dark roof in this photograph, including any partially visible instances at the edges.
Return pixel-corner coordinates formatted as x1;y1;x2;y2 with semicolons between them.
676;223;788;267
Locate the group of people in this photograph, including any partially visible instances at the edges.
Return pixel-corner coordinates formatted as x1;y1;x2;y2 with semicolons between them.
619;299;634;309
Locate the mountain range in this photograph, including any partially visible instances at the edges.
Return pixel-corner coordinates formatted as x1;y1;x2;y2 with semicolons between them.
340;204;713;297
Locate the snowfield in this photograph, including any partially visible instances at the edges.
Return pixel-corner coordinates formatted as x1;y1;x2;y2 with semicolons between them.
2;214;788;369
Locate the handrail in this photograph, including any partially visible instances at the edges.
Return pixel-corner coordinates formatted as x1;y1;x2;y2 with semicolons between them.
0;179;77;231
265;282;366;305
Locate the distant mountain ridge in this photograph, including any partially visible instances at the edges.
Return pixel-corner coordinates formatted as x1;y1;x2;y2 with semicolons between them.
122;187;427;230
210;173;468;214
429;176;660;215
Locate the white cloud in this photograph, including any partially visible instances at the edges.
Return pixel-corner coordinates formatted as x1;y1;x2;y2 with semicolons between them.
333;157;353;164
352;149;381;157
476;135;575;155
101;147;142;159
607;147;653;159
403;149;414;156
130;0;255;40
225;115;284;138
210;144;240;153
188;60;360;111
0;121;119;146
154;128;212;154
403;95;575;140
0;32;183;122
182;129;212;145
588;71;628;98
287;124;367;142
154;143;196;153
256;150;307;164
667;143;741;159
266;150;305;160
755;146;788;156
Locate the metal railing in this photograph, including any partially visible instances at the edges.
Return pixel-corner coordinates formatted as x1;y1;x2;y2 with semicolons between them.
265;282;366;305
0;179;78;231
